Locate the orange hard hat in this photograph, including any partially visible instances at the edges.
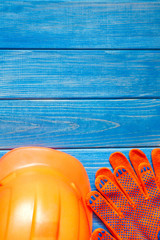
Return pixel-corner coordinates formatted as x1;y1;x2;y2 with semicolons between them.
0;147;92;240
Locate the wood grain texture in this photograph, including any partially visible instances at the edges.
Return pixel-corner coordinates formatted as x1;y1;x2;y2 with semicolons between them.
1;50;160;98
0;147;155;230
0;99;159;149
6;0;160;2
0;0;160;235
0;2;160;48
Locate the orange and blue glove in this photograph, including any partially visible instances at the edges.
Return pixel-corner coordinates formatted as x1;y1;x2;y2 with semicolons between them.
86;148;160;240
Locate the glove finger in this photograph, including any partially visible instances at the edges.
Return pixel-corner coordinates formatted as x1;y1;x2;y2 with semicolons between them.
109;152;140;186
152;148;160;188
137;162;159;198
114;166;145;205
129;148;152;180
129;149;151;171
91;228;116;240
86;191;120;238
96;168;118;187
95;175;130;215
129;149;159;197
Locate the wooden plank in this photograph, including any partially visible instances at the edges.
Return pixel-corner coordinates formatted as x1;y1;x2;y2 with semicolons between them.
0;99;159;148
0;147;155;230
1;2;160;49
1;50;160;98
7;0;159;2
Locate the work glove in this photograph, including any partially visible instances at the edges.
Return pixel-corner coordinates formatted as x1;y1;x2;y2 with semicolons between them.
86;149;160;240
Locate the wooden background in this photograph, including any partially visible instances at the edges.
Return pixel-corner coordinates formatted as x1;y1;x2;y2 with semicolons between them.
0;0;160;231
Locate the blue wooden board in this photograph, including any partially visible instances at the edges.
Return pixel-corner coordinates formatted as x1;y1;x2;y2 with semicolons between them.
1;2;160;49
0;99;160;149
0;50;160;98
0;147;155;231
6;0;160;2
1;0;160;236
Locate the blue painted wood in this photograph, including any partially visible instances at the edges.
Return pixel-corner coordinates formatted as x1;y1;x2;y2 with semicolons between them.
7;0;160;2
1;50;160;98
0;99;159;148
0;2;160;48
0;0;160;234
0;147;155;230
